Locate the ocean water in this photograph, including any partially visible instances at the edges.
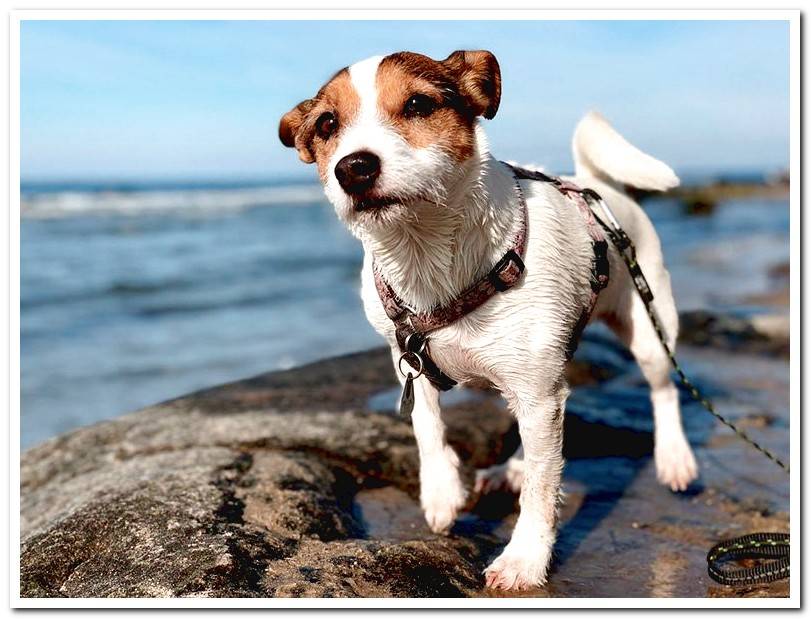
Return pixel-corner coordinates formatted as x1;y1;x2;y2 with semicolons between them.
20;177;790;448
21;180;381;448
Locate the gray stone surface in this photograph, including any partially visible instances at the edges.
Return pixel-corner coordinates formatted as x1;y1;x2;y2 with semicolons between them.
20;312;790;598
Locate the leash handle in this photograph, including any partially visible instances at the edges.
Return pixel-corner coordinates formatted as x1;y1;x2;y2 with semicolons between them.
707;533;790;586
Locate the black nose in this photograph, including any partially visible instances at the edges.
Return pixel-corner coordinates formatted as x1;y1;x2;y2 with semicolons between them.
334;151;381;195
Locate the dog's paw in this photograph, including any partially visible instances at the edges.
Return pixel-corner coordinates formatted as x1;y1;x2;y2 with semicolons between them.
474;461;523;495
655;434;698;492
484;541;552;591
420;449;467;534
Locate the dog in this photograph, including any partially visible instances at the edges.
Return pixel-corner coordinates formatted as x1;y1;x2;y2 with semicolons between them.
279;50;698;591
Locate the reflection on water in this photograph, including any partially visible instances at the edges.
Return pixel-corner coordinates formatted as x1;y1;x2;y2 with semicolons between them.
649;550;688;598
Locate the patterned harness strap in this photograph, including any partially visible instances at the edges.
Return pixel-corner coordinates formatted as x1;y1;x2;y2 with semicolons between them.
508;165;610;359
373;163;610;390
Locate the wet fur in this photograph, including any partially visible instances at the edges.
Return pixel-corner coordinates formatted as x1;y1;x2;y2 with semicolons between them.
279;50;697;591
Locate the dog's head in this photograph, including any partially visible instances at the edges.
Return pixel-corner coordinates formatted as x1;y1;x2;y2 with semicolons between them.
279;50;501;235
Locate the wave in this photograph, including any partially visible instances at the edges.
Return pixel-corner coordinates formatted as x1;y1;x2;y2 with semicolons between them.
135;289;298;319
21;276;197;310
20;183;326;219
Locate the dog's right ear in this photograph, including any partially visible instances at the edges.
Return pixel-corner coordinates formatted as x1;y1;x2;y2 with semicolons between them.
443;50;502;120
279;99;316;164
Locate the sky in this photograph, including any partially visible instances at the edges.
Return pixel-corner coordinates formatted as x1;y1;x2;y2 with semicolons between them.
20;19;790;181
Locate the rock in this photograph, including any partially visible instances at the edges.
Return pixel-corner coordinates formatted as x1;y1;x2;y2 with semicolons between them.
768;261;790;282
683;197;718;217
21;315;789;598
749;314;790;343
20;348;509;598
678;310;789;358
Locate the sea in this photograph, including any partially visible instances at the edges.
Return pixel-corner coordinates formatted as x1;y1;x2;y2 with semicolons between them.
20;172;789;448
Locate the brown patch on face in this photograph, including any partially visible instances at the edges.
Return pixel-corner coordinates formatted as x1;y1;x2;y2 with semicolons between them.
375;51;501;161
376;53;474;161
278;69;360;179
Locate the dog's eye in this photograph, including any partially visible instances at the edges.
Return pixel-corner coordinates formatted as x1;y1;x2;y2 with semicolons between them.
403;94;437;119
316;112;338;140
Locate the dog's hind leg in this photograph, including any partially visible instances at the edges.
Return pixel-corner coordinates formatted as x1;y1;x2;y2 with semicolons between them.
474;445;524;495
608;279;698;492
390;349;467;534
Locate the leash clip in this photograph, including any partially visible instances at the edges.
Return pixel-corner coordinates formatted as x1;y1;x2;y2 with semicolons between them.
581;188;623;233
581;188;654;304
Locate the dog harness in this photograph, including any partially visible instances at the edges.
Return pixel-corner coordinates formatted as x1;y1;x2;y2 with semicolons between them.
373;162;610;392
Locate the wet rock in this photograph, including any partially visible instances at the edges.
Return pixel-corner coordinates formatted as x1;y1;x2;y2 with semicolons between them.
20;348;501;598
683;197;718;216
678;310;789;358
21;315;789;599
768;261;790;282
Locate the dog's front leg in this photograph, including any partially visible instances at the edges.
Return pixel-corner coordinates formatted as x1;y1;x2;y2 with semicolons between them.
485;383;568;590
392;349;467;534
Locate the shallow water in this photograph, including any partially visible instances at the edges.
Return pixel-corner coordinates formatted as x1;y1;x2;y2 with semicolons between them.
20;181;789;448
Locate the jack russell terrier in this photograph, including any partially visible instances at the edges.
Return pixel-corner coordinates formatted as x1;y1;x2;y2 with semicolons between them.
279;50;698;591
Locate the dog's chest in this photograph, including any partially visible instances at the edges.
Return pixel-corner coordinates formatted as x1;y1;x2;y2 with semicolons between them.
359;263;547;388
357;179;596;387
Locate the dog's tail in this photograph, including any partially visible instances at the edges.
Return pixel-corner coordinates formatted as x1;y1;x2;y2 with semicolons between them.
572;111;679;191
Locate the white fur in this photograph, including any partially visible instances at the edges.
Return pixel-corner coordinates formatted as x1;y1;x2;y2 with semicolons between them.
325;55;460;259
573;111;680;191
319;57;697;591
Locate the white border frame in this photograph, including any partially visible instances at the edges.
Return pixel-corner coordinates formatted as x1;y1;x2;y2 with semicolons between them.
8;8;800;610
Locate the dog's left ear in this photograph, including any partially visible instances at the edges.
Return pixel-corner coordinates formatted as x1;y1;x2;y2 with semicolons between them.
443;50;502;120
279;98;317;164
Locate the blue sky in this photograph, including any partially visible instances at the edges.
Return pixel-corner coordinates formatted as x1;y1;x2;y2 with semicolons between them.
21;19;789;181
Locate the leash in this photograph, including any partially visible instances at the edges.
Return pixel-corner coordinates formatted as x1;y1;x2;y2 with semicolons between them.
578;188;790;588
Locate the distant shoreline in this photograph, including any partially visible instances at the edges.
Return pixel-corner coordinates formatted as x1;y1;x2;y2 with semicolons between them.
627;173;790;212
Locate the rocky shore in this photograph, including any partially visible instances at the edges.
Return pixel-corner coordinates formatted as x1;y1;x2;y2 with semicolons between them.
20;306;790;599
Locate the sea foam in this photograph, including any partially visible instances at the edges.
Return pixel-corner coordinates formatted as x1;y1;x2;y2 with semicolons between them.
20;183;326;219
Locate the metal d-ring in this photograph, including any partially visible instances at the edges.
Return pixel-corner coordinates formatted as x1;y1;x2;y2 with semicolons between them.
403;331;427;355
398;350;424;380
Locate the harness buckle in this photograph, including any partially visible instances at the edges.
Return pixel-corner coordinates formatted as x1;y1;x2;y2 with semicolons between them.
488;249;525;292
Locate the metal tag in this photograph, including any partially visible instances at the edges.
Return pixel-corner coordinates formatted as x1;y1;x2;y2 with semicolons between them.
397;348;424;421
399;373;415;419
